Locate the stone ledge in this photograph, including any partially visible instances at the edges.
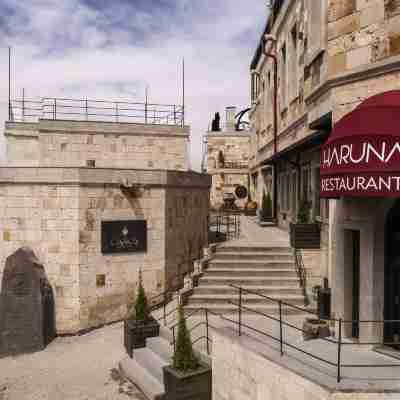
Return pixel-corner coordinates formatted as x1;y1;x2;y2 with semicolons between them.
0;167;211;188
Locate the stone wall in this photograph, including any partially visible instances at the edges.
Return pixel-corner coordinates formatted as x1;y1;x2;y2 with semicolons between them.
212;327;399;400
0;167;210;334
4;120;189;171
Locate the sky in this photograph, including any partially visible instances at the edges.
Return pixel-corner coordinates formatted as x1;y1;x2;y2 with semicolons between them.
0;0;267;170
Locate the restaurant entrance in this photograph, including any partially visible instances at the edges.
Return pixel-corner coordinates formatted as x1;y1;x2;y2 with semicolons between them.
385;200;400;348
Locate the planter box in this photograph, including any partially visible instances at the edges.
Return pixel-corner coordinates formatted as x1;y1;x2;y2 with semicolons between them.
244;209;257;216
124;317;160;358
163;363;212;400
290;223;321;249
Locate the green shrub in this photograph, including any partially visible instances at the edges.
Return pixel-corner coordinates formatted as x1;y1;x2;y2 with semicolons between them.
134;269;149;321
297;198;310;223
172;304;199;372
261;191;273;220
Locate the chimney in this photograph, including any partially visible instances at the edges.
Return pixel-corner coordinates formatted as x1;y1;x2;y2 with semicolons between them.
226;106;236;131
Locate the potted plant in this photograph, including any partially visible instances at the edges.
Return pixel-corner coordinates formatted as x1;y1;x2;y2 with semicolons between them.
162;304;211;400
259;191;273;222
290;198;320;249
124;269;160;358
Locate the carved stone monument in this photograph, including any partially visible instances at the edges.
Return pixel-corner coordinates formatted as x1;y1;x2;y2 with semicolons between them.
0;247;55;357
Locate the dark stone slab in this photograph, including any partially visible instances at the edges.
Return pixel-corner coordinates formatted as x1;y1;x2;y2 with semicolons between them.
0;247;55;357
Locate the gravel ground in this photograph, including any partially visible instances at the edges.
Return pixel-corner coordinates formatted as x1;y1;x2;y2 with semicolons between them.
0;322;147;400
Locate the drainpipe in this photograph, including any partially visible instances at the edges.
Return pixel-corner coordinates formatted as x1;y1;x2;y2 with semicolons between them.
262;34;278;219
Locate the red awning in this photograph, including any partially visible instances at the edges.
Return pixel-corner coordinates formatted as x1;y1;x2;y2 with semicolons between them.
320;90;400;198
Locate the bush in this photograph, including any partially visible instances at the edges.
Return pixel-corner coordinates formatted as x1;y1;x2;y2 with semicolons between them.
261;191;272;220
297;198;310;223
134;269;149;322
172;304;199;372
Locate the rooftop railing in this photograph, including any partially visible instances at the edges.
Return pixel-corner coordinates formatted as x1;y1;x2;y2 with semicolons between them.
8;97;184;126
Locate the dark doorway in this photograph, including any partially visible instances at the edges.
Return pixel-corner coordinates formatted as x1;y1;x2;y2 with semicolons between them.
384;200;400;347
351;231;360;339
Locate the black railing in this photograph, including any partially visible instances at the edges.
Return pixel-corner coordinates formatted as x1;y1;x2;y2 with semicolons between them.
218;161;249;170
9;97;184;126
294;249;308;305
224;284;400;383
208;211;241;243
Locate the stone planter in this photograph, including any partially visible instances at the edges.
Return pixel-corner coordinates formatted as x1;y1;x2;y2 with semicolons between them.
163;363;212;400
302;318;330;341
123;317;160;357
290;223;321;249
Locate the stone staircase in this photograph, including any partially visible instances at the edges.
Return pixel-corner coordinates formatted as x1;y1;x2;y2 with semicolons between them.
185;245;305;315
119;326;211;400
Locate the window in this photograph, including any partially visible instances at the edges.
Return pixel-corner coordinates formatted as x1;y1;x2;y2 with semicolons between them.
289;24;298;101
280;43;287;110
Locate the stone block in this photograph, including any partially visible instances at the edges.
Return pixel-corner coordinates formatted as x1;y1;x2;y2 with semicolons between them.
346;45;372;69
390;34;400;56
360;1;385;27
328;14;360;40
328;0;357;22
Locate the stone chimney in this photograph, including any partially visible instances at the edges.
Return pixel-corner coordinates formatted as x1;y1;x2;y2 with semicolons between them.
226;106;236;131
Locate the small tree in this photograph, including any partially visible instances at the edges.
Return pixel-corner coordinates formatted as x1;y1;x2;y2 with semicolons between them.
297;198;310;223
261;191;273;220
134;269;149;322
172;304;199;372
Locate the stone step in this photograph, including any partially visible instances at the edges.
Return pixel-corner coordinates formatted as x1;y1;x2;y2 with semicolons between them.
213;252;293;260
187;294;305;306
208;260;295;269
184;303;305;315
199;276;300;287
134;347;169;385
146;336;173;364
203;268;297;277
119;356;165;400
193;285;303;296
217;246;291;253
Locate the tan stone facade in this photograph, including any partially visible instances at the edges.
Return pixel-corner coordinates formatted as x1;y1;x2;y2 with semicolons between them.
249;0;400;341
205;131;250;209
0;117;210;334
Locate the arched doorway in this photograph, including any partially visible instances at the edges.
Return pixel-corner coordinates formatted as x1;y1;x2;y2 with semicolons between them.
384;199;400;346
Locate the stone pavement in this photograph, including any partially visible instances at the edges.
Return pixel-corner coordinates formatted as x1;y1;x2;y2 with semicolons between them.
0;322;146;400
224;216;290;248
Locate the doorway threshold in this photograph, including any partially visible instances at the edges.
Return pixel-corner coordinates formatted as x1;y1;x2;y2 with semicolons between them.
374;346;400;361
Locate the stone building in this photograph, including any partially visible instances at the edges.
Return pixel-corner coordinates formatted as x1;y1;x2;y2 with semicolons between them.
0;100;211;334
204;107;251;209
249;0;400;343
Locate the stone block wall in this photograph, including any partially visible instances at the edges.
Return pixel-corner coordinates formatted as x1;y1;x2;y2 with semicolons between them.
328;0;400;78
5;120;189;171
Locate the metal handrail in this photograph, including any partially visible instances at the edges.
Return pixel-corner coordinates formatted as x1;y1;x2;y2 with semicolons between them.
227;284;400;383
9;97;184;126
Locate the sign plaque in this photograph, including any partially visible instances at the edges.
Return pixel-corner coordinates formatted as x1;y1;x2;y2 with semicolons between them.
101;220;147;254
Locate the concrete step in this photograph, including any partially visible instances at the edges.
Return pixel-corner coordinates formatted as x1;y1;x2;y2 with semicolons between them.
203;268;297;277
187;294;305;306
184;303;305;315
217;246;291;253
213;252;293;260
194;285;303;296
119;356;165;400
199;276;300;287
134;347;169;384
208;260;295;269
146;336;173;364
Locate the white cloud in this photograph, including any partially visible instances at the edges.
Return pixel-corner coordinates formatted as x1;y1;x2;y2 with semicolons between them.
0;0;267;169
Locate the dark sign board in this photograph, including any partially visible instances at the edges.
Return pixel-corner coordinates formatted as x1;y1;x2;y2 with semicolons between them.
101;220;147;254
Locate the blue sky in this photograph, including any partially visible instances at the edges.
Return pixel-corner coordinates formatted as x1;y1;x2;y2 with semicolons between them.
0;0;267;169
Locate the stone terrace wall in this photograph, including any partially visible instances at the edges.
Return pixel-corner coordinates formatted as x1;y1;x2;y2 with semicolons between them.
5;120;190;171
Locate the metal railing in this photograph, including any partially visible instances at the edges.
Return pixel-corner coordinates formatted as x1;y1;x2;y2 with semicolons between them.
208;211;241;243
224;284;400;383
9;97;184;126
217;161;249;170
294;249;309;305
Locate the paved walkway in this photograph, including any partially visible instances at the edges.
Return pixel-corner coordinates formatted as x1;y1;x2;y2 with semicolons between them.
0;322;145;400
223;216;290;248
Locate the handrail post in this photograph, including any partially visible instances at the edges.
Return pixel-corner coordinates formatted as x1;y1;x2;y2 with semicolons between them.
54;98;57;120
174;105;176;124
279;300;283;356
205;308;210;355
85;98;88;121
239;287;242;336
172;325;176;353
337;318;342;383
